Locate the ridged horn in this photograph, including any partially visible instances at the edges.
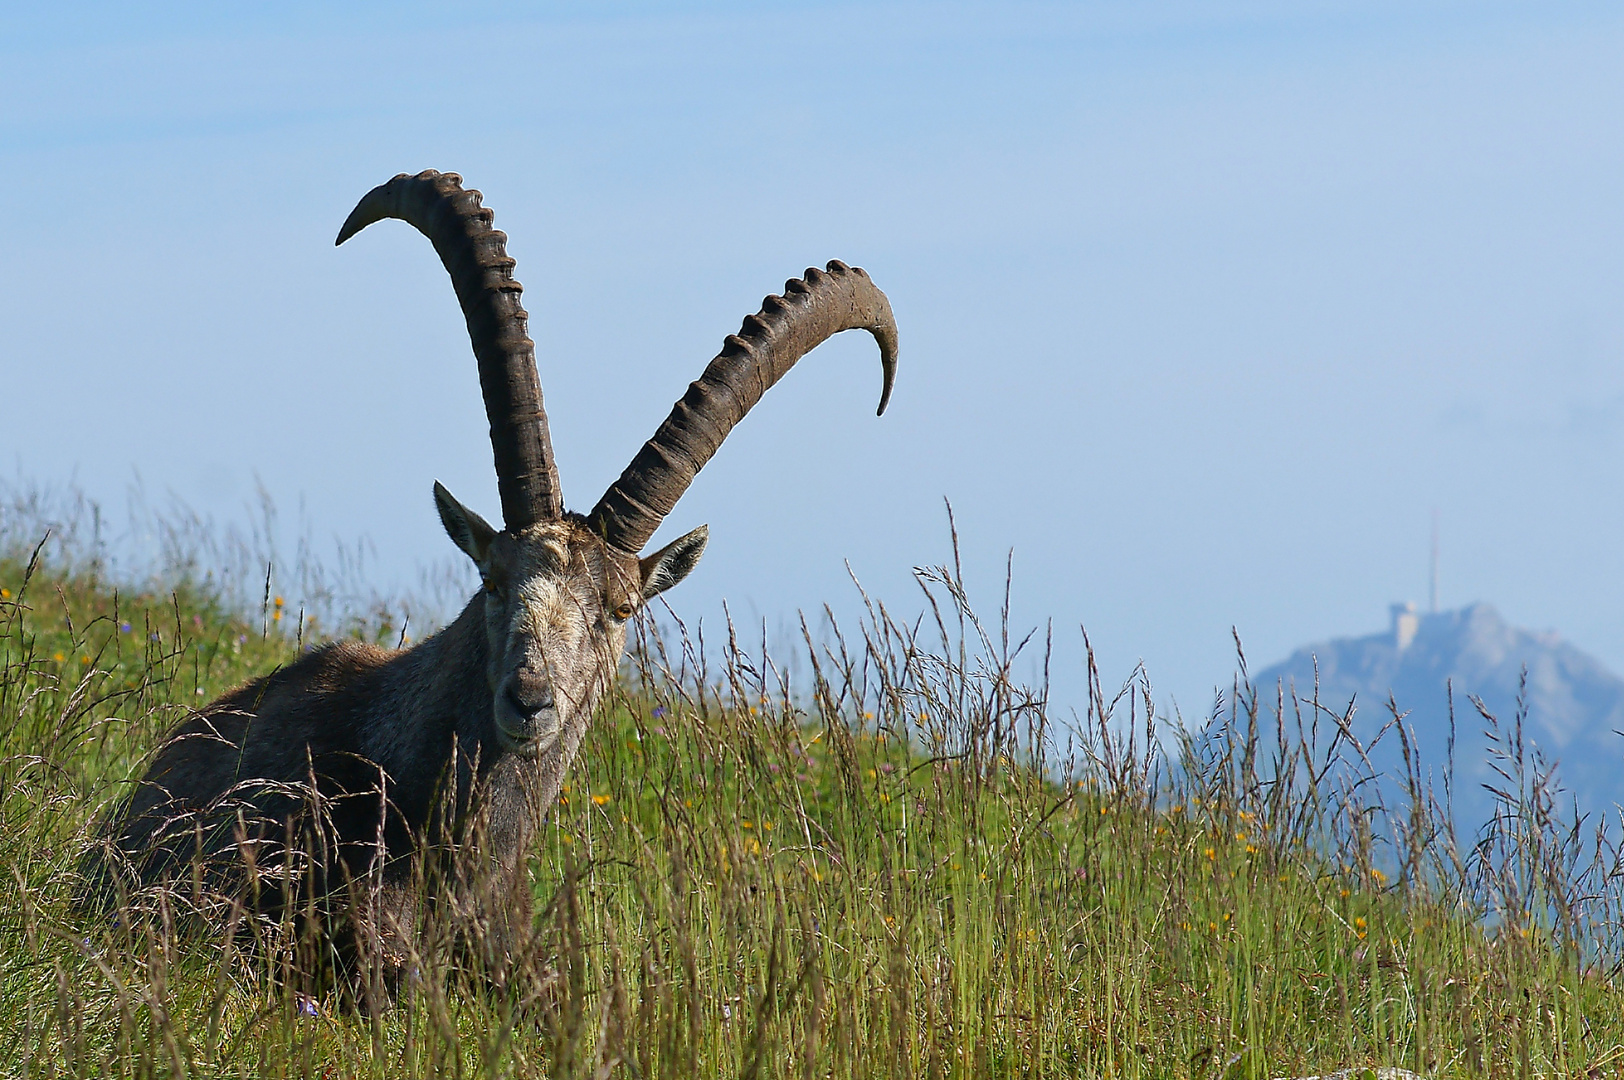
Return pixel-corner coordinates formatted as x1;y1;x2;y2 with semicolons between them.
590;260;898;555
336;170;562;528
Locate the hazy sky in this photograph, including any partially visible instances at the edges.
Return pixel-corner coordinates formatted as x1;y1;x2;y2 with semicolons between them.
4;1;1623;721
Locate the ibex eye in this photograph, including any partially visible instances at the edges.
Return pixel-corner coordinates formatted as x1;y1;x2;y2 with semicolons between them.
613;602;636;621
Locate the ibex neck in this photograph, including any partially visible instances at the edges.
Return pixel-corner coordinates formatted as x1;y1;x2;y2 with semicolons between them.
357;593;494;809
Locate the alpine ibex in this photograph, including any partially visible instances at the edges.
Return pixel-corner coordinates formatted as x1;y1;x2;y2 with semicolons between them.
86;170;897;996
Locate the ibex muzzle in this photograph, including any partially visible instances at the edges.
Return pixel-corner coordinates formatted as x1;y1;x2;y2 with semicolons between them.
83;169;897;1005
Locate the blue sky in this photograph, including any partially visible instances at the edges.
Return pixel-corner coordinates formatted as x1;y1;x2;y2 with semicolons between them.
4;2;1623;721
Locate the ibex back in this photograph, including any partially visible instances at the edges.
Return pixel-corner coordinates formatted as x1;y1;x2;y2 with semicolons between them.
82;170;898;1003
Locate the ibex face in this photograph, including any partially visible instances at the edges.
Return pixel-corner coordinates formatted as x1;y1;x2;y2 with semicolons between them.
433;483;707;753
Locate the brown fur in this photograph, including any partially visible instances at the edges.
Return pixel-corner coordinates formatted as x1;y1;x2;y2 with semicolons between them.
85;509;705;1002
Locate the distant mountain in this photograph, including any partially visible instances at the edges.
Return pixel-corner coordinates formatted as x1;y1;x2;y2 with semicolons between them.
1240;603;1624;830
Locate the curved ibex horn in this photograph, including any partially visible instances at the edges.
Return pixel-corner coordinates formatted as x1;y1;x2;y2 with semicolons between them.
337;170;563;528
590;260;898;555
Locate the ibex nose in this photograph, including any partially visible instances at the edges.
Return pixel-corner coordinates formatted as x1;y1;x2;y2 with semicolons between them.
506;678;554;719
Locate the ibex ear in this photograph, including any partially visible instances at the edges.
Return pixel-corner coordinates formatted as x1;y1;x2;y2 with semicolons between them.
434;481;497;568
639;525;708;600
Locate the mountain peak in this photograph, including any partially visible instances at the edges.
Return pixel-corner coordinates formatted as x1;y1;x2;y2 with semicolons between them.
1245;603;1623;827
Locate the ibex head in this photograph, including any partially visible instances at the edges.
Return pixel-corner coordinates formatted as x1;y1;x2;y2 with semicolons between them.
337;169;896;756
430;488;706;751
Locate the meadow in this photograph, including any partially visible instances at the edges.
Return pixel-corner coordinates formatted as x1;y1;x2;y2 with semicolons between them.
3;502;1624;1078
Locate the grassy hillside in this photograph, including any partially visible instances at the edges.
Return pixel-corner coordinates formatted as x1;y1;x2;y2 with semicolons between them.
2;547;1623;1078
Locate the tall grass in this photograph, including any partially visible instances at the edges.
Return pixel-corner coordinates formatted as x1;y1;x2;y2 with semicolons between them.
2;498;1624;1077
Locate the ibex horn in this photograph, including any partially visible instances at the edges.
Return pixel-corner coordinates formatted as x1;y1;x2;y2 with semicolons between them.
337;170;563;528
590;260;898;555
